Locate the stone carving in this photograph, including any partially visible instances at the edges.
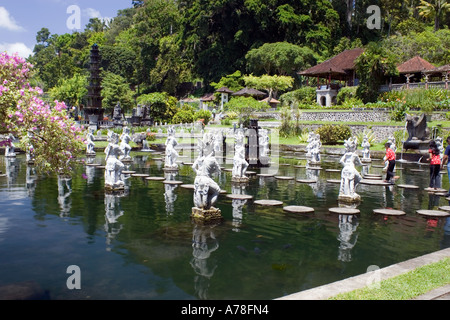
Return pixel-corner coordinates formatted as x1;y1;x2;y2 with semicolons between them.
26;131;35;164
104;132;125;191
164;126;179;170
119;127;132;161
307;132;321;165
85;128;96;156
338;137;362;203
232;130;249;183
5;133;16;158
259;128;270;158
436;136;444;162
361;135;371;162
192;134;222;221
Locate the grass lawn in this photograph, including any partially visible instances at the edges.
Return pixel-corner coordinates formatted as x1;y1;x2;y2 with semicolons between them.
330;258;450;300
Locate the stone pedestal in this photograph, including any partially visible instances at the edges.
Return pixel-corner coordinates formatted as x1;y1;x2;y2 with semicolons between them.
231;176;249;184
338;193;361;204
191;207;222;222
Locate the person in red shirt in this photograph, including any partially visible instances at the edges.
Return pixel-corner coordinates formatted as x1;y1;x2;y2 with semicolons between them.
428;140;441;189
383;142;396;184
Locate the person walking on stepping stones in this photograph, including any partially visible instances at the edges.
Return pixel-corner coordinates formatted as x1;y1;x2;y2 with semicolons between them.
440;136;450;196
428;140;441;190
383;142;396;184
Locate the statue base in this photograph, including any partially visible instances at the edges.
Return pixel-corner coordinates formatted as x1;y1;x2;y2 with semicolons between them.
231;176;249;183
86;152;96;157
121;157;133;163
338;193;361;204
105;184;125;193
361;158;371;163
191;206;223;222
163;166;179;172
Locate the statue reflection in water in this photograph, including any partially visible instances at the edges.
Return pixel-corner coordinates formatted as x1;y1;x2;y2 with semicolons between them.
104;192;126;252
337;214;359;262
190;224;219;299
57;175;72;218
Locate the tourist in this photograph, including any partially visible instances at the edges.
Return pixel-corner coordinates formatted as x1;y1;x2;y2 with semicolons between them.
383;142;396;184
440;136;450;196
428;140;441;190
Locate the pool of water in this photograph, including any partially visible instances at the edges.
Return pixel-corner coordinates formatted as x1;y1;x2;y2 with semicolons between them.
0;150;449;300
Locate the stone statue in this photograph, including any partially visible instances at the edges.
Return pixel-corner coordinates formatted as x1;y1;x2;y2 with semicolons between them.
436;136;444;162
361;135;371;162
104;132;125;191
232;129;249;182
406;113;429;141
85;128;96;156
119;127;132;161
26;131;35;164
192;134;222;221
259;128;270;158
338;136;362;203
5;133;16;158
164;126;179;170
307;132;321;165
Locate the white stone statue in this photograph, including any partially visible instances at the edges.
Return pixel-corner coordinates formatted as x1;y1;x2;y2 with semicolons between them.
5;133;16;157
26;131;35;163
259;128;270;158
361;135;371;162
86;128;96;156
232;130;249;182
192;135;222;216
164;126;179;169
307;132;321;165
104;132;125;191
213;130;223;154
338;136;362;202
119;127;132;161
436;136;444;162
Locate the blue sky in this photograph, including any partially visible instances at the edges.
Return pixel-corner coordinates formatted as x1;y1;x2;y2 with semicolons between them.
0;0;132;58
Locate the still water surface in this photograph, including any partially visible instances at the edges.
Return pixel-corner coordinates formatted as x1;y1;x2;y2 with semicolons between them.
0;151;449;300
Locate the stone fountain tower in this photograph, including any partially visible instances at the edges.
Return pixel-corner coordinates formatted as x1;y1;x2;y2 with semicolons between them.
84;43;103;130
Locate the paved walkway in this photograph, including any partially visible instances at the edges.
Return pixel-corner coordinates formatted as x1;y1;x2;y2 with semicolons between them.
277;247;450;300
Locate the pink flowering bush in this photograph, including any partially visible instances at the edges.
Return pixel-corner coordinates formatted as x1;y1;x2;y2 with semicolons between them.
0;52;85;175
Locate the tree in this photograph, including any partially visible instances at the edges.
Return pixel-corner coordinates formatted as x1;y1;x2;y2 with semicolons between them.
418;0;450;31
136;92;178;123
101;72;135;115
0;52;85;175
48;73;88;108
210;70;245;92
354;43;398;103
243;74;294;100
245;42;317;77
225;96;268;125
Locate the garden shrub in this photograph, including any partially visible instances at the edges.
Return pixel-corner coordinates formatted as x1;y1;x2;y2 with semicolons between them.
279;87;316;106
316;124;352;144
194;109;212;125
172;108;194;124
336;86;358;105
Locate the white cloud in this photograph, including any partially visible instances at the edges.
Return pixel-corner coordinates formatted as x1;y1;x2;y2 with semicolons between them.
83;8;112;25
0;43;33;58
0;7;25;31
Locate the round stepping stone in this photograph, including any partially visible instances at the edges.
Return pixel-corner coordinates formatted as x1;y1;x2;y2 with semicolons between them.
360;179;391;186
283;206;315;213
86;163;101;167
280;163;291;166
152;157;163;161
275;176;294;180
293;165;306;168
372;165;385;168
438;206;450;212
131;173;150;177
163;180;183;185
416;209;450;217
257;173;275;177
410;169;424;172
397;184;419;189
328;207;360;215
306;167;322;170
363;175;382;180
325;169;341;172
145;177;165;181
226;194;253;200
365;173;382;178
180;184;195;189
296;179;317;183
96;165;106;169
122;171;136;174
424;187;447;193
327;179;341;184
245;171;256;175
373;208;406;216
254;199;283;206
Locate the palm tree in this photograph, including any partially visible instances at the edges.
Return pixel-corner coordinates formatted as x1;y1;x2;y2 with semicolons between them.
417;0;450;31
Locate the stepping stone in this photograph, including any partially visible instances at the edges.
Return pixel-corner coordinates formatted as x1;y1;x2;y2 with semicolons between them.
152;158;163;161
325;169;341;172
365;173;382;177
328;207;360;215
275;176;294;180
182;162;194;166
327;179;341;184
245;171;256;175
131;173;150;177
363;175;382;180
293;165;306;168
180;184;195;189
397;184;419;189
96;165;106;169
296;179;317;183
438;206;450;212
254;199;283;206
283;205;315;213
122;171;136;174
145;177;165;181
373;208;406;216
226;194;253;200
416;209;450;217
163;180;183;185
360;179;391;186
372;165;385;168
280;163;291;166
257;173;275;177
86;163;101;166
306;167;322;170
424;187;447;193
410;169;424;172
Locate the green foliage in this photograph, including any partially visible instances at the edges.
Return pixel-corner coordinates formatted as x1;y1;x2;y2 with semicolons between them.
316;124;352;144
101;71;135;114
336;86;358;105
172;106;195;124
210;71;244;92
355;129;376;145
225;96;268;124
243;74;294;99
48;73;88;107
279;87;316;107
194;109;212;125
137;92;178;123
279;106;302;138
